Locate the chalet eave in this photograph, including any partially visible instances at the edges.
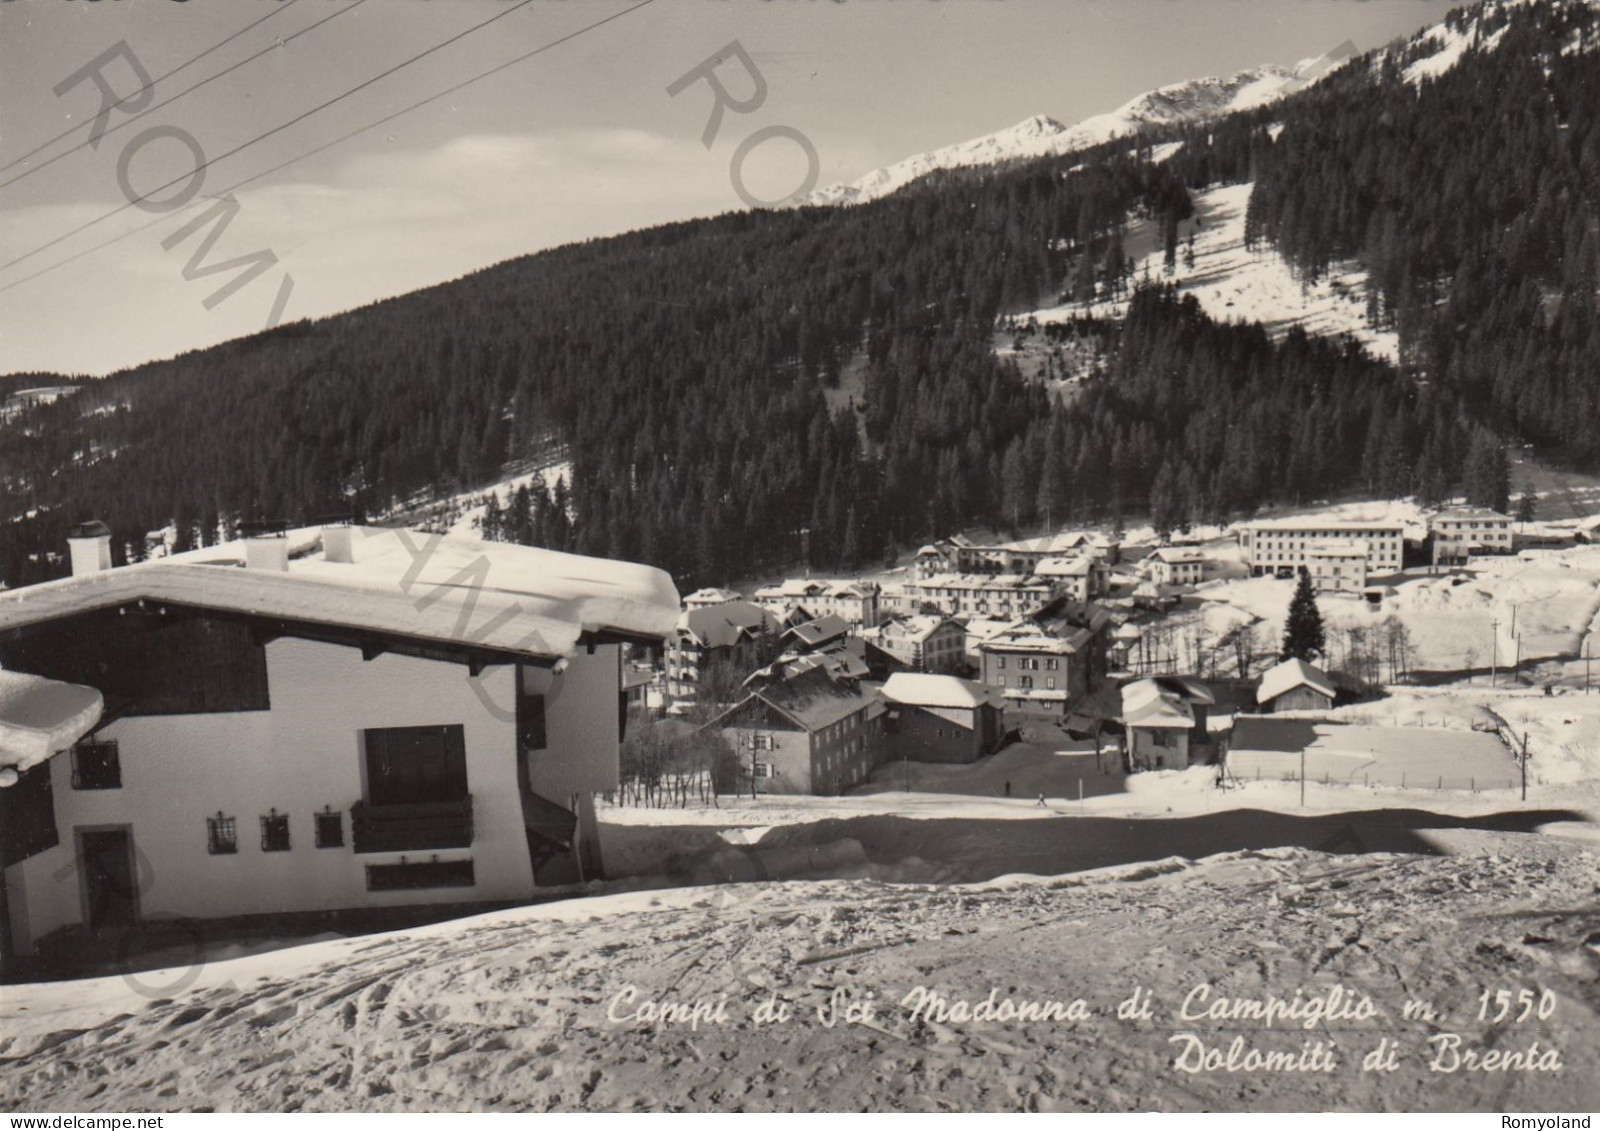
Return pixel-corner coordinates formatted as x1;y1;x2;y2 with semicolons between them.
1;599;564;674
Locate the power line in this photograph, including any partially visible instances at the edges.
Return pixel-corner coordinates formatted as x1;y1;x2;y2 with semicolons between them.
0;0;575;276
1;0;368;191
0;0;660;299
0;0;305;178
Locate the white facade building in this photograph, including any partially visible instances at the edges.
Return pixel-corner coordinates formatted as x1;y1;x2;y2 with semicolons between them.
1305;542;1369;595
1237;519;1405;577
0;524;679;962
1430;507;1512;565
1144;547;1205;588
895;573;1057;621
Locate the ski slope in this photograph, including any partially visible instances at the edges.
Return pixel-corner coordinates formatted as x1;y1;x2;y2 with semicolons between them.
1023;182;1400;363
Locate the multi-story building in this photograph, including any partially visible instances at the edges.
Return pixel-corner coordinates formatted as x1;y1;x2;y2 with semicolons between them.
751;579;881;626
914;532;1119;580
1305;542;1368;595
1034;556;1111;601
1236;519;1405;577
1430;507;1512;566
1144;546;1205;588
880;673;1005;764
862;615;967;674
707;664;886;796
975;598;1111;713
682;587;743;610
665;600;781;706
0;521;679;964
896;573;1057;621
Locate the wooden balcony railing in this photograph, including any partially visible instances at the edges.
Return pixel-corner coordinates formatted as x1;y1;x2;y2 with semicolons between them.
350;796;474;854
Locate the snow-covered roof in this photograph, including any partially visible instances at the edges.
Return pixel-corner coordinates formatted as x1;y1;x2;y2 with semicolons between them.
1240;518;1404;533
1431;507;1511;523
0;525;681;662
1034;556;1094;576
0;671;104;774
1149;546;1205;563
993;531;1105;554
878;614;958;643
1120;679;1195;729
785;614;850;647
680;601;775;648
682;587;742;605
1256;658;1335;705
912;573;1054;592
881;672;1001;711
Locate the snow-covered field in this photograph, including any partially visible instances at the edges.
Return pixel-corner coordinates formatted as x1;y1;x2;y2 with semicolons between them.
1024;182;1399;363
1172;544;1600;680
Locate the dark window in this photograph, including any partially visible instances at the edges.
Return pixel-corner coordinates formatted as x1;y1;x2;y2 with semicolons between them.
260;812;290;852
207;814;238;855
365;858;475;891
314;810;344;848
71;740;121;790
362;725;468;806
519;694;547;752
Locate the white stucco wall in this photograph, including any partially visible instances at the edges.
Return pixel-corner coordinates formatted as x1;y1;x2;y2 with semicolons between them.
5;637;536;953
522;643;621;803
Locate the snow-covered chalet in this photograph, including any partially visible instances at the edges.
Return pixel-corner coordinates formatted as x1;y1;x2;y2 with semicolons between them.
0;521;679;963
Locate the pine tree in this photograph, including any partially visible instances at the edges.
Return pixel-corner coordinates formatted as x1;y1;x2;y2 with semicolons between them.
1281;570;1326;662
1516;486;1536;524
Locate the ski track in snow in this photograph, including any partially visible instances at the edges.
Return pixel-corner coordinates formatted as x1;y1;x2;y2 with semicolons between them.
3;841;1598;1112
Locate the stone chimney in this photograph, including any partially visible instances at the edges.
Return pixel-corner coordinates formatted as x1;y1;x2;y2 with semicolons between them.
66;520;113;577
244;531;289;572
322;523;355;565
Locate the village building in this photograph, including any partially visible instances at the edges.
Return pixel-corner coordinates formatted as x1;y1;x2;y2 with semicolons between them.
1305;542;1369;595
985;531;1121;573
975;598;1111;713
1144;546;1205;588
665;600;781;706
783;613;851;654
958;616;1016;668
1033;556;1111;601
1236;519;1405;577
899;573;1057;621
880;673;1005;764
621;667;656;716
706;664;885;796
751;579;881;626
1255;658;1336;714
682;587;743;610
914;531;1119;579
0;522;679;963
862;615;967;674
1430;506;1513;566
1120;675;1216;771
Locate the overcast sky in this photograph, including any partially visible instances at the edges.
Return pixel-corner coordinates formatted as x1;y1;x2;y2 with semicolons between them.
0;0;1470;378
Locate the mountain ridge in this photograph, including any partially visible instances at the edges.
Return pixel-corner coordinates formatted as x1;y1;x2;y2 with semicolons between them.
804;42;1358;208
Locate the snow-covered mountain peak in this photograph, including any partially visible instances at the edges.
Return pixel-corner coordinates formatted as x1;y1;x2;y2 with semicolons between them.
805;46;1355;208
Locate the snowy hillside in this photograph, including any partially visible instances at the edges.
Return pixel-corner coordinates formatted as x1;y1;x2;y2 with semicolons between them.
1019;182;1400;363
806;45;1355;207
